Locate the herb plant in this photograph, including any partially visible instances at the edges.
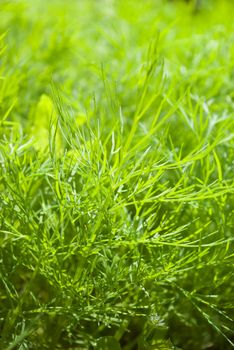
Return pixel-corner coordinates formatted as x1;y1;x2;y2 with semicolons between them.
0;0;233;349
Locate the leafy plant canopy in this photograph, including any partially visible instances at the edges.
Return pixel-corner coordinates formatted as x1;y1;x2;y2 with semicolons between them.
0;0;233;349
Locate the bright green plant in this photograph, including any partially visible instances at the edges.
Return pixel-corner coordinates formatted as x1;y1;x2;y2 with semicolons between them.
0;0;234;349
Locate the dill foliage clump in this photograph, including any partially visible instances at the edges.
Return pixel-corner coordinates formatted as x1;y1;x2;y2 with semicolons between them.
0;0;233;349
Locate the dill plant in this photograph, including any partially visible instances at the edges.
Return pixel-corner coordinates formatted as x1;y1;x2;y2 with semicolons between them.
0;0;234;349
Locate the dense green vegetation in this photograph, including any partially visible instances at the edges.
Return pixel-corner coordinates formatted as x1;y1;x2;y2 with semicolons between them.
0;0;234;349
